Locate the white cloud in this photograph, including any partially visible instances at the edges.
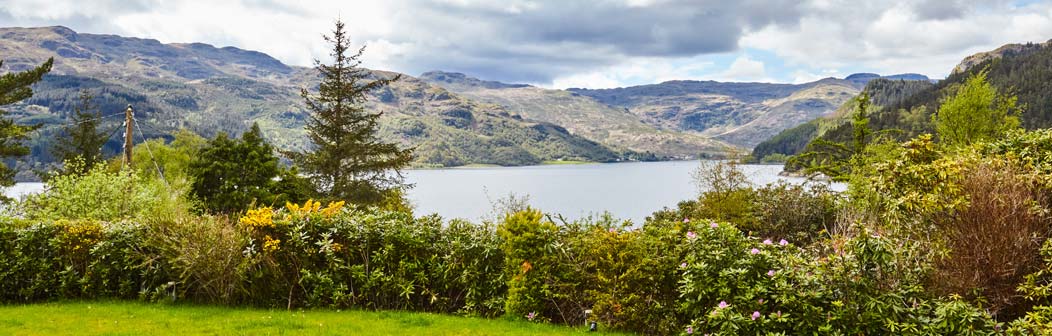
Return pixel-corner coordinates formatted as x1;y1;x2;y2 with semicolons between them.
1;0;1050;87
741;0;1052;79
708;55;774;83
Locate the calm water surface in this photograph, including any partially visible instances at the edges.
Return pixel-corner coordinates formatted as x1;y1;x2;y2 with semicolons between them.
404;160;837;224
5;161;838;224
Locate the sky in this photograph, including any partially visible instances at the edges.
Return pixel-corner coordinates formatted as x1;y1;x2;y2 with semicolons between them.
1;0;1052;89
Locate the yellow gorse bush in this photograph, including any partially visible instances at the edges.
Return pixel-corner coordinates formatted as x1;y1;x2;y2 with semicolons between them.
286;199;345;218
239;206;275;228
262;235;281;253
61;220;103;254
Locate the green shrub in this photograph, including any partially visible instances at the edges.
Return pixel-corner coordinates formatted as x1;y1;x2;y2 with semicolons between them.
19;166;193;223
497;208;559;321
679;222;998;335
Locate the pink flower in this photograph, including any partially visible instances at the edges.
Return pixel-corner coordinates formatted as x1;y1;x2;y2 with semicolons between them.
686;231;697;239
717;301;729;309
710;221;718;228
526;312;536;321
773;311;782;318
757;298;765;304
683;218;690;223
779;239;788;246
680;262;687;269
686;326;693;334
751;311;761;320
767;269;776;277
750;248;760;255
763;239;772;245
609;228;617;233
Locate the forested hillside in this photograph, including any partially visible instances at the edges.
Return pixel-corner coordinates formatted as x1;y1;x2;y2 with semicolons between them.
751;78;934;161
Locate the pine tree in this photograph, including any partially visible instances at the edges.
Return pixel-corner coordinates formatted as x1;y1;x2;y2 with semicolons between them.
0;57;53;192
52;89;109;176
189;123;281;213
293;20;413;204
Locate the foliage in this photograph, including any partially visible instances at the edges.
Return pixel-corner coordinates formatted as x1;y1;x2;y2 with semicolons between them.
0;57;52;195
0;219;172;302
680;223;998;335
745;181;839;245
932;159;1051;318
50;89;109;177
18;165;193;223
933;70;1021;147
188;123;293;213
789;93;874;181
292;20;413;205
497;209;559;321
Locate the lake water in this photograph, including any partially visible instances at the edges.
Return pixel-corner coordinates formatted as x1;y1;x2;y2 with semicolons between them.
404;160;837;224
4;161;837;224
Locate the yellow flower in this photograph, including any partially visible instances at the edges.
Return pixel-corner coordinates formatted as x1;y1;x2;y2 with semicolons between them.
240;207;275;228
331;242;343;253
263;235;281;253
321;201;345;217
287;199;344;218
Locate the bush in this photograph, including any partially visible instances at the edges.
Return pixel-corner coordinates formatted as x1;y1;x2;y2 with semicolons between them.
679;222;998;335
0;219;172;303
19;165;193;223
932;160;1051;318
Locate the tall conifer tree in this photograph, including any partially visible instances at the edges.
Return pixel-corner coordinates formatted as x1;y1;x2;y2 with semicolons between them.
293;20;412;204
52;89;109;176
0;57;52;193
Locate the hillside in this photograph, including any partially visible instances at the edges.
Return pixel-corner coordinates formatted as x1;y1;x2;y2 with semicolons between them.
751;78;935;161
782;39;1052;170
568;77;873;148
0;26;630;169
420;71;730;158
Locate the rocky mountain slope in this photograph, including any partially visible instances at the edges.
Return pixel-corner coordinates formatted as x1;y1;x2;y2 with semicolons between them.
420;71;729;158
0;26;631;167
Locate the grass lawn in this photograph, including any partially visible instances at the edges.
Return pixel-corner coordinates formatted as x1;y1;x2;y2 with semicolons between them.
0;301;628;335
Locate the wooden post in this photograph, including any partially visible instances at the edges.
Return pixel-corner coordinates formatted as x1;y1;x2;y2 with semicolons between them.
123;104;133;168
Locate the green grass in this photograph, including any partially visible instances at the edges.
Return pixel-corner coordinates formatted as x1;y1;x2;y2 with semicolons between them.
0;301;626;335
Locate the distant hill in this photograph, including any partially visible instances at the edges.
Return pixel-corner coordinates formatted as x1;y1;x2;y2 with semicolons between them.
566;78;861;148
420;71;730;158
0;26;633;171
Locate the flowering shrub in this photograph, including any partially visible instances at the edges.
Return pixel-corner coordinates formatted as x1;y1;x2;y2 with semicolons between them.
679;222;998;335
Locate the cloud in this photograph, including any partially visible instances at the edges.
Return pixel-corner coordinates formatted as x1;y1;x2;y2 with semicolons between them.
708;55;772;82
0;0;1050;87
0;0;804;85
741;0;1052;79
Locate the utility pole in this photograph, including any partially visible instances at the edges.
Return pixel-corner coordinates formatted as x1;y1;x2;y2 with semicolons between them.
123;104;134;168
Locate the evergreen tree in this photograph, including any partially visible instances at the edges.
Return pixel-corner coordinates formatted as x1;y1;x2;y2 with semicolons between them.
789;92;873;181
933;70;1021;147
52;89;109;176
293;20;413;204
0;57;53;193
189;123;281;213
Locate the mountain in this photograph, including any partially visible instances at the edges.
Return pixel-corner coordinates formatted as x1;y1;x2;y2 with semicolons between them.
566;78;862;148
952;40;1052;75
420;71;730;157
0;26;632;169
779;38;1052;170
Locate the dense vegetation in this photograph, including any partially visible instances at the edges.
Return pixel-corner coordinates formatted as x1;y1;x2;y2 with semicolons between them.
778;42;1052;169
751;78;934;161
